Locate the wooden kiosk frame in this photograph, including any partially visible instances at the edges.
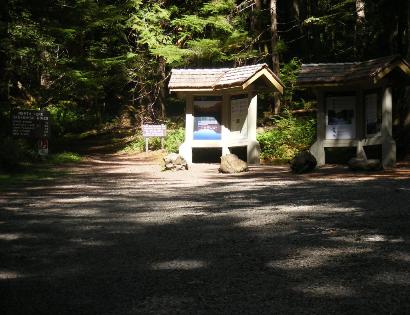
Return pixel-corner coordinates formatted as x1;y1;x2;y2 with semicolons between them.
169;64;284;164
297;55;410;168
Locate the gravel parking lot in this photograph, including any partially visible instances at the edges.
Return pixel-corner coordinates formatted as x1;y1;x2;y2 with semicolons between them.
1;153;409;314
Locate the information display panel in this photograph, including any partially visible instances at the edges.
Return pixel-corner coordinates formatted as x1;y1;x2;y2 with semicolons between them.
326;96;356;140
230;94;248;139
193;96;222;140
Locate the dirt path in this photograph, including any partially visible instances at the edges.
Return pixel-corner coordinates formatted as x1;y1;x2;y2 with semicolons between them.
1;153;409;314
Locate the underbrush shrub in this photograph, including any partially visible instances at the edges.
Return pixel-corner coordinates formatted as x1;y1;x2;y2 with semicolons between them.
121;128;185;153
121;133;145;153
47;101;95;137
164;128;184;153
0;137;34;171
48;152;82;164
257;112;316;162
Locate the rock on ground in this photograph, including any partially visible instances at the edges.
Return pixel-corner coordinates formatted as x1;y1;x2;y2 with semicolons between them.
348;157;382;171
219;154;248;173
163;153;188;171
290;151;317;174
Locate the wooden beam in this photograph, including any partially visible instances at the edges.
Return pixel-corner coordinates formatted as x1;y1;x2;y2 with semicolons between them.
374;60;410;83
170;88;214;92
242;68;284;94
399;62;410;76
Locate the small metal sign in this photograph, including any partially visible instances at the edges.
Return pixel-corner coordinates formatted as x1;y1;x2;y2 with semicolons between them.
12;110;50;138
142;124;167;138
142;124;167;152
38;138;49;156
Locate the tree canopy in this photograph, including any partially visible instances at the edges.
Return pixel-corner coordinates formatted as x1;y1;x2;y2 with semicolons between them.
0;0;409;133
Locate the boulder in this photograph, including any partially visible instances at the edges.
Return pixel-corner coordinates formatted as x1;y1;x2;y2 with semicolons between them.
290;151;317;174
348;157;382;171
219;154;248;174
163;153;188;171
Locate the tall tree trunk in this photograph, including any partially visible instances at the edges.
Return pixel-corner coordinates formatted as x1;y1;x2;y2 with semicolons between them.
251;0;264;57
0;0;10;108
408;0;410;60
298;0;309;61
310;0;321;60
403;0;410;157
397;0;407;56
270;0;279;74
270;0;281;114
292;0;300;22
356;0;365;24
251;0;262;35
158;58;167;120
389;15;399;55
355;0;365;58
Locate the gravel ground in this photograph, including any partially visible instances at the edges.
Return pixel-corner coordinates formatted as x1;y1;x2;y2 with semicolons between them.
1;152;409;314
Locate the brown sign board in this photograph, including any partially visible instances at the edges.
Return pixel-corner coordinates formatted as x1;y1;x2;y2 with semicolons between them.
12;110;50;138
142;124;166;137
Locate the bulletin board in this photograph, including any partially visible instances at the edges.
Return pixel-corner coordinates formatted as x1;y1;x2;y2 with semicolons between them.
230;95;248;139
326;96;356;140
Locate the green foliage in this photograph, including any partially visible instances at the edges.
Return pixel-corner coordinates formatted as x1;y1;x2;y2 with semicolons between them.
128;0;256;68
0;136;81;172
0;150;76;187
0;168;65;188
121;128;185;154
150;45;190;65
205;16;234;33
188;39;223;61
201;0;236;15
172;15;208;34
0;137;33;171
47;101;94;136
48;152;82;164
257;113;316;162
279;58;302;109
120;133;145;153
1;0;408;150
164;128;185;153
274;39;287;55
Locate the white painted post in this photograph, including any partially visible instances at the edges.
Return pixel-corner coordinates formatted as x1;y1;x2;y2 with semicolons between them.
179;95;194;163
310;90;325;165
247;92;260;164
222;93;230;156
381;86;396;168
355;90;367;159
382;87;393;138
356;140;367;160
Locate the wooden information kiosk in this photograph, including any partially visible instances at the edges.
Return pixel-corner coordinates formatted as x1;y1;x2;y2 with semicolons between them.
297;55;410;168
169;64;284;164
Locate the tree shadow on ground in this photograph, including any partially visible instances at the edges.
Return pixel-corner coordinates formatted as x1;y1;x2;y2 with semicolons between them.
0;162;409;314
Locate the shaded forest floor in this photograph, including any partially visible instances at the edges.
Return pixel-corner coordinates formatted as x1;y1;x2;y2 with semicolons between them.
0;147;410;314
52;127;137;155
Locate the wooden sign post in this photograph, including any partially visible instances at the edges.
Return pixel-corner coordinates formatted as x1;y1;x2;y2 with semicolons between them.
142;124;167;152
12;109;50;156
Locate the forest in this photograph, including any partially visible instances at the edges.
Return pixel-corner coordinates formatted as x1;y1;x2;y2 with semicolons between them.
0;0;409;167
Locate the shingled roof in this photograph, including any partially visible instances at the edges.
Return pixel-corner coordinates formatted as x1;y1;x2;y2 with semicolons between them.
169;64;284;93
297;55;410;87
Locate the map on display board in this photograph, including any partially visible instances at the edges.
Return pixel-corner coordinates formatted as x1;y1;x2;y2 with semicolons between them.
193;97;222;140
230;95;248;139
326;96;356;140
